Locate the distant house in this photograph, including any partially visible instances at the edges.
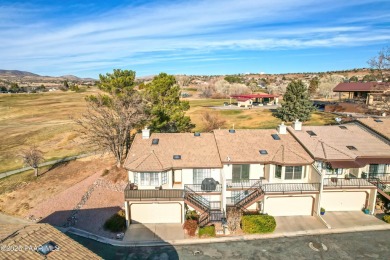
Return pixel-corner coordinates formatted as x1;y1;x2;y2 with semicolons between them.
333;82;390;106
230;94;279;107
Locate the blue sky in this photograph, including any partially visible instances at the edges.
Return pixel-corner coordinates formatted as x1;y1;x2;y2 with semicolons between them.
1;0;390;78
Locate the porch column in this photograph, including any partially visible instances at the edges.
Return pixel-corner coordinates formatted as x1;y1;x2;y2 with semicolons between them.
124;201;130;227
221;168;227;214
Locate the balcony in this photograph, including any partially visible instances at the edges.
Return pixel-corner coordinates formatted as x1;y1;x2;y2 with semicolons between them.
362;172;390;183
184;184;222;193
323;178;374;189
226;179;262;189
262;183;320;194
125;184;184;201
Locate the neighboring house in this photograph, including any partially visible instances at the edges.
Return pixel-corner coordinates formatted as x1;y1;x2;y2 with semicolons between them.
231;94;279;107
0;223;100;259
333;82;390;106
288;121;390;213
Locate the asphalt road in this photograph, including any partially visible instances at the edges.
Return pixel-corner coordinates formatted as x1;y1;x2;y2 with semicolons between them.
69;230;390;259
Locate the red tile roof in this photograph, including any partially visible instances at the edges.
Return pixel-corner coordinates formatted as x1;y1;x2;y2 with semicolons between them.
333;82;390;92
231;94;278;99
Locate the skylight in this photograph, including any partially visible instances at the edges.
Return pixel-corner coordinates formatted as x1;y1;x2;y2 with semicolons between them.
306;130;317;137
37;241;58;256
374;119;383;123
271;134;280;140
346;146;357;150
173;155;181;160
194;132;201;136
152;138;159;145
229;129;236;133
259;150;268;155
339;126;347;129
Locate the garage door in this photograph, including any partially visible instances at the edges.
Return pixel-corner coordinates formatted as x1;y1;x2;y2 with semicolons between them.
321;192;366;211
131;203;182;224
264;196;313;216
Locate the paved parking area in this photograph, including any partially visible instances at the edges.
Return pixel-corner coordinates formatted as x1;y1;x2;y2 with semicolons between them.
322;211;385;229
274;216;326;233
124;223;185;242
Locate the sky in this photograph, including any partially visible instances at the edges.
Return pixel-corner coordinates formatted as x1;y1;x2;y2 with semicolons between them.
1;0;390;78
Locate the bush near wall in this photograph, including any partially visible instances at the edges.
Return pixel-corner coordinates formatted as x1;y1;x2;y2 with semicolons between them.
199;225;216;238
103;209;126;232
383;215;390;223
183;220;198;236
241;215;276;234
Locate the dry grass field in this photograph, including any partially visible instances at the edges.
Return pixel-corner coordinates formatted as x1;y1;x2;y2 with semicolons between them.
187;99;337;132
0;90;98;172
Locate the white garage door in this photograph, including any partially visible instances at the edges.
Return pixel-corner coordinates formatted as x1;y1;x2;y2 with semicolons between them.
321;192;366;211
264;196;313;216
131;203;182;224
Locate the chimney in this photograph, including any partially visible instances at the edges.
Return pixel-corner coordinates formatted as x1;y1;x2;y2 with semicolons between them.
277;122;287;135
142;127;150;139
292;119;302;131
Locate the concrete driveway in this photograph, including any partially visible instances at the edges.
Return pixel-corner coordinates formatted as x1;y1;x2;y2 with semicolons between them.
124;223;184;242
274;216;326;233
322;211;385;229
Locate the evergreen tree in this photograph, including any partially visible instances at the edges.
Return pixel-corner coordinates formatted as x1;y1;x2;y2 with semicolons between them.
144;73;194;132
98;69;136;95
274;80;315;122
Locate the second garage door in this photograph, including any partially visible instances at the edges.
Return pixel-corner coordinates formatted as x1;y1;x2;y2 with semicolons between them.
264;196;313;216
131;203;182;224
321;192;366;211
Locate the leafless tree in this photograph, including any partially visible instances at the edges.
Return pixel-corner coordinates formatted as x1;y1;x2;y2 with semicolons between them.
226;208;242;233
76;93;147;167
19;146;44;177
202;111;226;132
368;46;390;81
318;75;344;99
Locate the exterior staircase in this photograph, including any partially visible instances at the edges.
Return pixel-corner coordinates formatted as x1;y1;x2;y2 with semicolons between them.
233;180;264;211
184;186;224;227
369;178;390;201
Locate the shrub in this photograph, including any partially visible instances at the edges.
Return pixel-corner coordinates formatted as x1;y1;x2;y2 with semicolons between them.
185;210;199;221
103;210;126;232
241;215;276;234
199;225;216;238
320;208;325;213
183;220;198;236
383;215;390;223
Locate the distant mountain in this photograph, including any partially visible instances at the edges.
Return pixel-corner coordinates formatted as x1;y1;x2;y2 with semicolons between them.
0;70;40;77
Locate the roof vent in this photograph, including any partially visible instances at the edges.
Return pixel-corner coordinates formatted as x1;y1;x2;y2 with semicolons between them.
277;122;287;134
374;119;383;123
173;155;181;160
346;146;357;150
37;241;58;256
306;130;317;137
194;132;201;136
259;150;268;155
271;134;281;140
152;138;159;145
339;126;347;129
229;129;236;133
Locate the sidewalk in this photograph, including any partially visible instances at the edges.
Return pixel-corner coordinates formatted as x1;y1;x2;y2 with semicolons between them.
64;222;390;248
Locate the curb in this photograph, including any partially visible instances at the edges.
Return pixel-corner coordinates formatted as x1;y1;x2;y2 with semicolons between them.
65;224;390;247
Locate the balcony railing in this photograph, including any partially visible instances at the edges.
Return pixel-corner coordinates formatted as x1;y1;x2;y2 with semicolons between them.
362;172;390;183
184;184;222;192
226;179;262;189
210;201;221;210
125;184;184;200
262;183;320;193
323;178;374;188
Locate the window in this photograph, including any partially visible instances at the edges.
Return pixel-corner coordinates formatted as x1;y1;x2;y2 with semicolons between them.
140;172;159;186
369;164;386;175
161;172;168;184
333;168;342;175
133;173;138;184
193;169;211;184
285;166;303;180
232;165;250;182
275;165;282;179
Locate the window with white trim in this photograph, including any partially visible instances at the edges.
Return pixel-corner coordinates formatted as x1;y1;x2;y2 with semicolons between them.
285;166;303;180
133;172;138;184
140;172;159;186
193;169;211;184
161;172;168;185
232;165;250;181
275;165;282;179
